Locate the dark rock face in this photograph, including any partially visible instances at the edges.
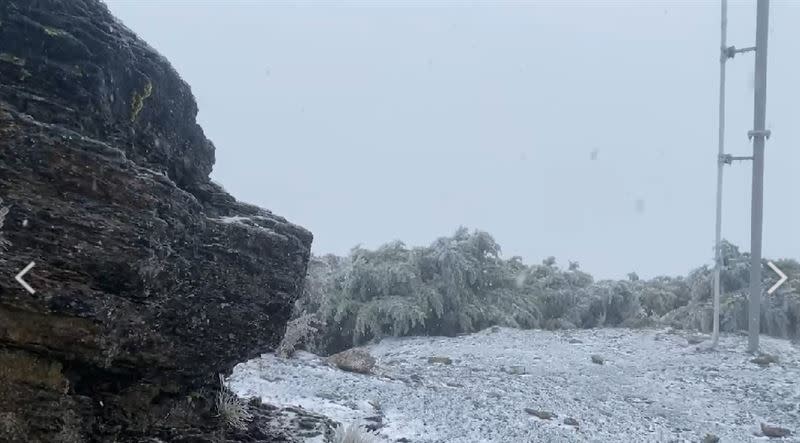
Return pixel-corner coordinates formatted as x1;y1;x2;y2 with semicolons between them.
0;1;312;441
0;0;213;187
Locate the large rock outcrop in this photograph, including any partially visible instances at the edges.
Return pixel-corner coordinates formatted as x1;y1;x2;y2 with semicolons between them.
0;1;313;441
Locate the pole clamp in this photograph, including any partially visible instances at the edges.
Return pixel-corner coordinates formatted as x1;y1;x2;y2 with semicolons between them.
747;129;771;140
720;154;754;164
723;46;736;59
724;45;757;60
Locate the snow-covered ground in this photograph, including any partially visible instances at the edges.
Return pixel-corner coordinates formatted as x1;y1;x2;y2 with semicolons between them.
229;328;800;442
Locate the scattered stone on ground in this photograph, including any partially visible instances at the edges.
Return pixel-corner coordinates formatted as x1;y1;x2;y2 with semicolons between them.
427;356;453;365
687;335;707;345
504;365;527;375
702;433;720;443
563;417;579;427
591;354;605;365
761;423;792;438
230;328;800;442
363;415;384;431
525;408;556;420
328;348;377;374
751;353;780;367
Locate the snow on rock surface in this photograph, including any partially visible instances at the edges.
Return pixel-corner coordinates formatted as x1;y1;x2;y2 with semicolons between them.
229;328;800;442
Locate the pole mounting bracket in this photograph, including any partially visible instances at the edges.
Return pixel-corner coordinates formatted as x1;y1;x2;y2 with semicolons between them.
724;45;757;59
720;154;754;165
747;129;771;140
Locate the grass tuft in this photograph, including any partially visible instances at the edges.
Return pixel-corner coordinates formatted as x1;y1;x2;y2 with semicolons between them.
332;422;379;443
215;374;252;430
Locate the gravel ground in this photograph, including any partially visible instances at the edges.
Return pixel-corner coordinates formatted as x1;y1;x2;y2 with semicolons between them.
229;328;800;442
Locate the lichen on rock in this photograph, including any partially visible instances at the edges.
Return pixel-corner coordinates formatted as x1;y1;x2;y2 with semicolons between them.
129;80;153;123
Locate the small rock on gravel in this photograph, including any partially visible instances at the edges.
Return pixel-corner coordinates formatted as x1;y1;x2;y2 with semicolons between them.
428;356;453;365
363;415;384;431
563;417;579;427
751;354;779;367
327;348;376;374
702;433;720;443
687;335;706;345
505;365;527;375
761;423;792;438
591;354;605;365
525;408;556;420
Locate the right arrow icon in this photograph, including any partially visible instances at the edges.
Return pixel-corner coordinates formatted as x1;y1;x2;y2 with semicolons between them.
766;261;788;295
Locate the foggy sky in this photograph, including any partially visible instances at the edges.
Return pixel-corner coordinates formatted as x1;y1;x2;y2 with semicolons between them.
104;1;799;279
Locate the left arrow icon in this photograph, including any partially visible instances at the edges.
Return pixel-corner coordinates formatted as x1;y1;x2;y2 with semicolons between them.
15;261;36;294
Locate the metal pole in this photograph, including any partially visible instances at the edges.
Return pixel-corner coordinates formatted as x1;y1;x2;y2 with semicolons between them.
748;0;770;354
711;0;728;348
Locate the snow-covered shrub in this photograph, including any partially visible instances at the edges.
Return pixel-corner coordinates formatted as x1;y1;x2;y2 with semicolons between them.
280;255;346;353
565;268;594;288
331;423;379;443
561;280;646;329
277;313;323;358
663;257;799;339
649;240;800;337
538;289;577;323
566;287;607;328
283;229;798;355
295;228;657;350
311;229;514;349
603;281;643;326
687;241;751;304
480;287;541;329
723;290;800;339
687;265;714;303
637;276;689;317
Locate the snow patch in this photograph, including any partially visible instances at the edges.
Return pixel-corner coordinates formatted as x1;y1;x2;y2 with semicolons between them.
230;329;800;442
211;215;289;242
